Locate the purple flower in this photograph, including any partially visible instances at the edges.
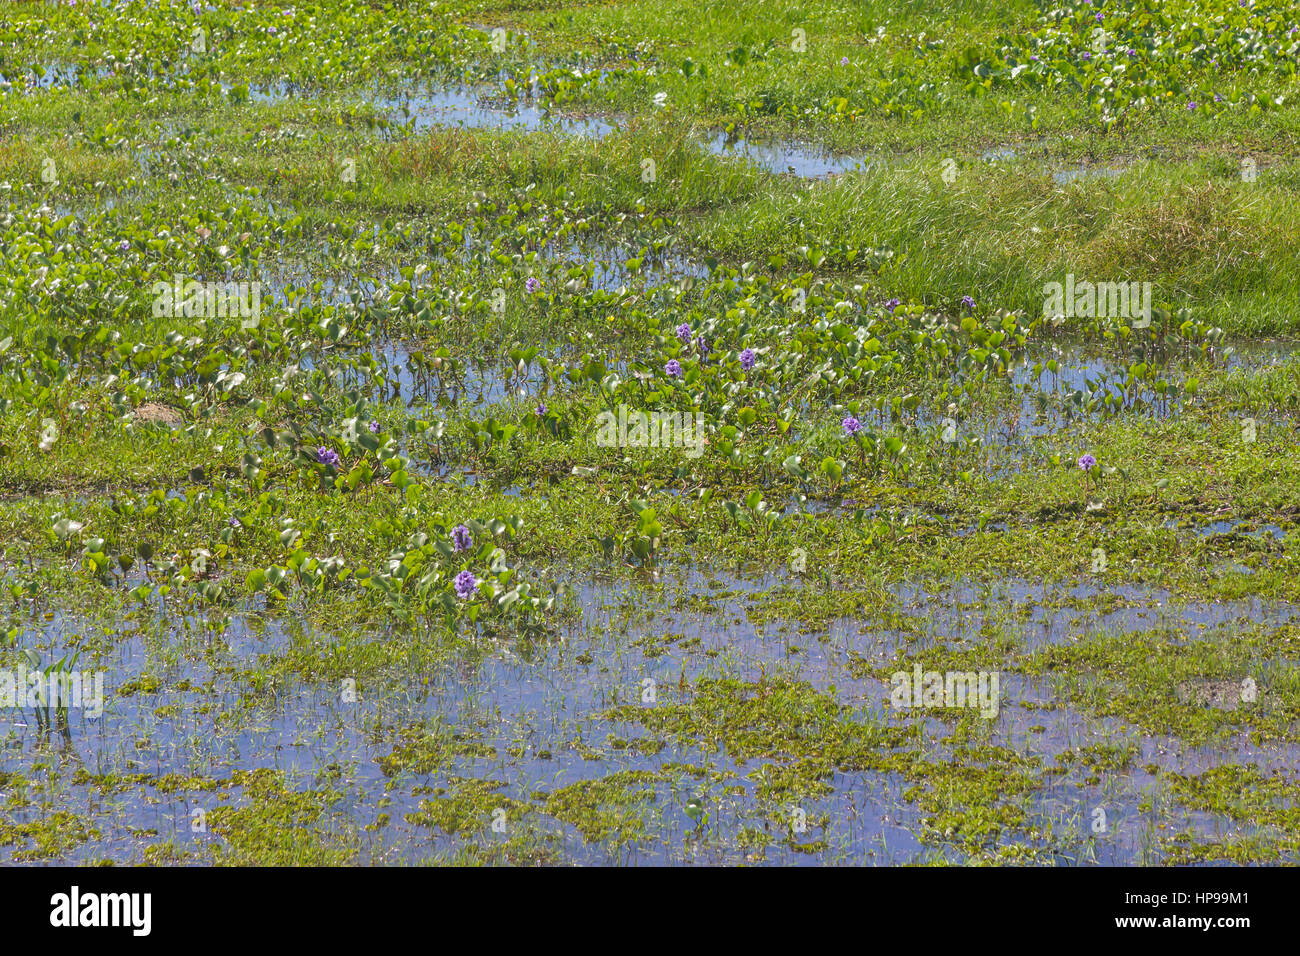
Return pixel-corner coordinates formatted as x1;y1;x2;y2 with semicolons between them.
1081;51;1091;60
1187;101;1197;110
1214;93;1223;103
267;25;277;34
316;446;340;467
885;297;900;312
229;516;241;528
452;524;472;552
675;322;691;342
368;420;380;433
1078;454;1097;472
695;335;708;355
1095;12;1103;22
1030;55;1039;62
961;295;976;310
536;402;548;416
665;359;683;378
454;570;478;600
840;56;849;66
525;276;541;294
117;239;129;251
739;348;756;371
842;416;862;436
1128;48;1137;56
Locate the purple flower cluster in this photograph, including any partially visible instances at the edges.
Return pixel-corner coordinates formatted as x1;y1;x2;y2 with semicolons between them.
1078;454;1097;472
452;524;473;553
842;416;862;436
316;447;341;467
675;322;692;342
525;277;542;294
665;359;683;378
454;570;478;600
740;348;756;371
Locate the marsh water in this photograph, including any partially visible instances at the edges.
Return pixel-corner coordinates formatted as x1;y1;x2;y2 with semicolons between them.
8;557;1295;865
4;47;1299;866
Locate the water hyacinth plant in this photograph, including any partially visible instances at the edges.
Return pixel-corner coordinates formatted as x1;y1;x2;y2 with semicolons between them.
451;524;473;552
453;570;478;599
